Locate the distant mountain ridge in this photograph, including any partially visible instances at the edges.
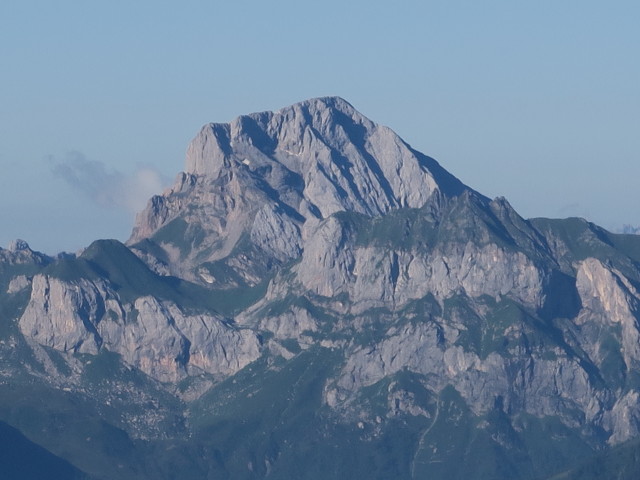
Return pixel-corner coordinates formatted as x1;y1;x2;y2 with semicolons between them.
621;224;640;235
2;97;640;479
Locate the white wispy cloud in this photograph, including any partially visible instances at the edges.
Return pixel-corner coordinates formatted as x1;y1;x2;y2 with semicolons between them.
51;151;170;214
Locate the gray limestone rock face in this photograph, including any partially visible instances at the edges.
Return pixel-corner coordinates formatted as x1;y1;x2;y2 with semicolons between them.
100;296;261;382
0;240;51;266
295;237;545;313
9;239;30;252
182;97;453;215
128;97;469;286
18;275;261;383
19;275;107;354
574;258;640;374
255;306;318;341
7;275;30;293
605;391;640;445
250;203;302;262
295;216;356;298
329;318;600;423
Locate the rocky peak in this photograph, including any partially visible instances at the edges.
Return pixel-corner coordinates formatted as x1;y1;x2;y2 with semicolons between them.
0;239;50;267
182;96;468;215
185;97;368;177
8;239;30;252
129;97;471;283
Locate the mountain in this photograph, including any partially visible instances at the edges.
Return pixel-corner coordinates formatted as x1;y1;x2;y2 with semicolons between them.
128;96;467;285
3;97;640;479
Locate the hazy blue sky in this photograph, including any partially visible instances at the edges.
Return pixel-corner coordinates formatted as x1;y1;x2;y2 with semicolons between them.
1;1;639;254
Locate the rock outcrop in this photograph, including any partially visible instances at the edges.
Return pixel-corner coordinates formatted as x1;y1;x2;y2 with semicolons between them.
19;274;261;382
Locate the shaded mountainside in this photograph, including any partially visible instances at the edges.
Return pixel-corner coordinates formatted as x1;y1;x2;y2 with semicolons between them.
0;421;88;480
2;97;640;479
547;436;640;480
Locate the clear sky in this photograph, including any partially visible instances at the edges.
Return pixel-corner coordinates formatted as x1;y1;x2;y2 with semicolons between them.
1;1;639;254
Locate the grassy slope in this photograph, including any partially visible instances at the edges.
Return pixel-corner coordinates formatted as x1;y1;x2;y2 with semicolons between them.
42;239;267;316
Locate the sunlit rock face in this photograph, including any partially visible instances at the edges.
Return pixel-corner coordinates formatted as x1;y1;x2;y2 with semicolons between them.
128;96;467;285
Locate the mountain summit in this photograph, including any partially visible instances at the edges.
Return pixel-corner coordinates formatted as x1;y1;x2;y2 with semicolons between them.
182;96;466;205
129;96;469;283
3;98;640;479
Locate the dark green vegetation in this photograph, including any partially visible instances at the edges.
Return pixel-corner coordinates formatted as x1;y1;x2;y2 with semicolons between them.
44;239;268;316
0;345;428;479
547;437;640;480
0;345;624;480
0;421;88;480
